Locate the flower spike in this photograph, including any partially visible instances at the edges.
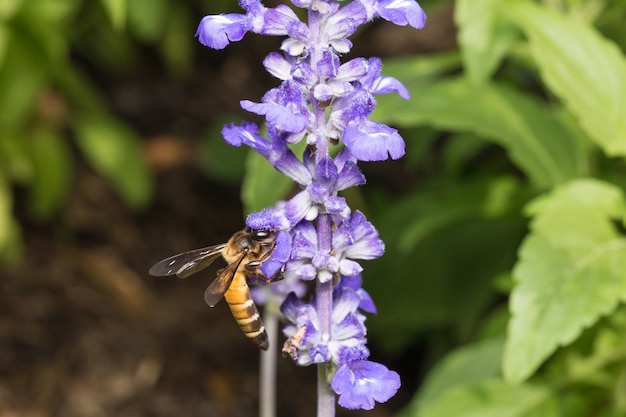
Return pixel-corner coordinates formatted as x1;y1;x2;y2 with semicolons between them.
197;0;426;412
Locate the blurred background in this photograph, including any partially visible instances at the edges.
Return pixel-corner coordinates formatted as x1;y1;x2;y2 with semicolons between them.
1;0;625;416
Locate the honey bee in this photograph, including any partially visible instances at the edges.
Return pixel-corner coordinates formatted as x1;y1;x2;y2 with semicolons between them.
149;228;281;350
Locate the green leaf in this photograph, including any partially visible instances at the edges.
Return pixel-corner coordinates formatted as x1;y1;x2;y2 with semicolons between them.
442;132;491;177
0;169;21;264
394;178;518;252
53;62;107;114
415;338;505;411
0;25;9;68
367;181;527;351
99;0;126;30
241;139;306;214
73;114;153;210
411;379;558;417
375;77;589;188
0;171;13;249
201;121;247;184
504;179;626;383
0;30;48;130
456;0;519;84
27;129;72;219
241;150;293;214
0;132;33;183
18;0;77;61
503;2;626;156
128;0;168;41
381;52;462;88
0;0;23;21
160;5;193;75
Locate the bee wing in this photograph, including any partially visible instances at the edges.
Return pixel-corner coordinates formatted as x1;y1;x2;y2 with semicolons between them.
149;244;227;279
204;252;246;307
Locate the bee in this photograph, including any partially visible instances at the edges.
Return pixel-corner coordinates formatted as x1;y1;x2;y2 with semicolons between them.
149;228;281;350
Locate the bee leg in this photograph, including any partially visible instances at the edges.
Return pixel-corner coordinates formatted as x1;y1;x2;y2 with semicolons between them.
244;261;269;283
244;261;285;284
268;269;285;283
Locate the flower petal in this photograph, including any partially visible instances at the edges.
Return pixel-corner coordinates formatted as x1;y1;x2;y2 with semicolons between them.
343;120;405;161
331;361;401;410
285;191;314;225
241;100;309;133
377;0;427;29
196;14;249;49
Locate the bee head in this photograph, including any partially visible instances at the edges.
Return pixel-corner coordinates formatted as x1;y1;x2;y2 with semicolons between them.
248;228;276;241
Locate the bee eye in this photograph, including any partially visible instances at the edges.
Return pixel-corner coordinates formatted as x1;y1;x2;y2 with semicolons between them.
253;229;271;239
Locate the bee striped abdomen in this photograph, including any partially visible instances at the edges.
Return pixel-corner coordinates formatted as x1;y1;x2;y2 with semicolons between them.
224;272;268;350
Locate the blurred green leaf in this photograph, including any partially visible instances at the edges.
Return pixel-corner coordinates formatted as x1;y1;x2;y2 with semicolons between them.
160;5;193;75
483;176;521;218
128;0;168;41
241;139;306;214
0;25;9;67
242;150;293;214
18;0;77;62
366;180;527;351
402;126;438;169
504;179;626;383
54;62;107;114
410;379;558;417
0;169;21;263
100;0;126;30
74;114;153;210
441;132;491;177
0;219;22;264
27;129;72;219
393;177;522;251
0;30;48;130
412;337;505;412
201;121;248;183
0;0;22;21
503;2;626;156
0;171;13;249
381;52;461;90
376;77;589;188
456;0;519;84
0;132;33;183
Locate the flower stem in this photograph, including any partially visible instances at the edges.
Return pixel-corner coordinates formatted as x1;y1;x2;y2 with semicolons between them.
316;213;335;417
260;305;279;417
317;363;335;417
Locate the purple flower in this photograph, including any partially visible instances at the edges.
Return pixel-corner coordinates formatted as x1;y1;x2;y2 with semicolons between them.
281;286;368;366
361;57;410;99
283;155;365;225
241;80;311;134
336;274;377;314
283;211;382;283
251;269;307;307
196;13;250;49
333;210;385;262
360;0;427;29
196;0;426;412
261;230;292;278
246;206;291;231
222;123;311;184
332;360;401;410
343;120;406;161
260;4;307;36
